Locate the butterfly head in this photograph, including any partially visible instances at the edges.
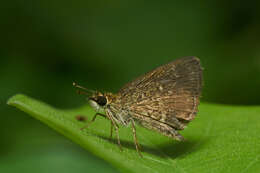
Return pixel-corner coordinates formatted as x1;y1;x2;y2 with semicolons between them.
73;82;108;111
88;92;107;111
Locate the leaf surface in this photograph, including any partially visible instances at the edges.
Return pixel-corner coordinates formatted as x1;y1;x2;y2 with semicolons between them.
7;94;260;173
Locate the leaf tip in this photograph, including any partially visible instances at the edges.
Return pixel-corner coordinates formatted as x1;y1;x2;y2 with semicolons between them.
7;94;26;106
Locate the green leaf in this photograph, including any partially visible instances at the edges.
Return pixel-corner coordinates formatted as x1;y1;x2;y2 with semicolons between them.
7;94;260;173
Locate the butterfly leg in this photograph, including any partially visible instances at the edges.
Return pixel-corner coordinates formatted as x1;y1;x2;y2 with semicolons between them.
110;121;114;139
111;120;122;151
131;119;143;157
80;113;106;130
106;110;123;151
115;126;122;151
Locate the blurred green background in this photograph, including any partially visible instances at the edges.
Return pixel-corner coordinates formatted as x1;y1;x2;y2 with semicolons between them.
1;0;260;172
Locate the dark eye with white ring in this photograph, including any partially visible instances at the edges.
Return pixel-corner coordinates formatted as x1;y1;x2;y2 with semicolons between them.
96;96;107;106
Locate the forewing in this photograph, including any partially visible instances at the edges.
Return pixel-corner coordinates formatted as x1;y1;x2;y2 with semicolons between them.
118;56;203;128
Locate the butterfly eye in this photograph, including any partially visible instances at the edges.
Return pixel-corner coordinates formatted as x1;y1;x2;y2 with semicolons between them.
96;96;107;106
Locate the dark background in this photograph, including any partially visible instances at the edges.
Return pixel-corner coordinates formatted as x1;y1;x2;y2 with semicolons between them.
1;1;260;172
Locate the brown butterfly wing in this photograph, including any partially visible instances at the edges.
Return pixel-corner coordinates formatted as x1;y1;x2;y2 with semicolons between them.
118;56;203;129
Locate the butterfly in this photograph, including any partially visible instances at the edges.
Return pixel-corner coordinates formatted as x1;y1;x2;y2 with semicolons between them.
74;56;203;157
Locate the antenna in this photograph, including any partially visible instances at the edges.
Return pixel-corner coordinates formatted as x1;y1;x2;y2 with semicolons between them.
72;82;95;94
